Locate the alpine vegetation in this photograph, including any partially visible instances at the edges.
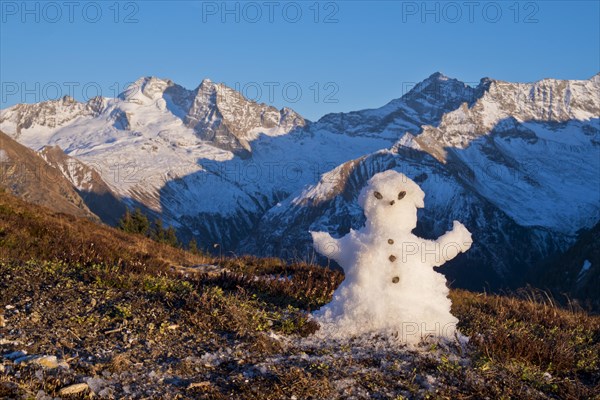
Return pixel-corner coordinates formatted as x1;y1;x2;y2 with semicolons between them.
311;170;472;343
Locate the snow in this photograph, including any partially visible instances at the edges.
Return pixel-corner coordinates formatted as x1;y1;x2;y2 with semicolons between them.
451;120;600;234
577;260;592;282
310;171;472;343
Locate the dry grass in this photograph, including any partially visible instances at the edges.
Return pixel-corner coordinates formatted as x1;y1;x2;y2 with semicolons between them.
0;190;210;274
0;189;599;399
452;289;600;398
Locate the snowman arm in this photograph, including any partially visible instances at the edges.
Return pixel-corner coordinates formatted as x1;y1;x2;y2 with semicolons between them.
432;221;473;266
310;231;342;263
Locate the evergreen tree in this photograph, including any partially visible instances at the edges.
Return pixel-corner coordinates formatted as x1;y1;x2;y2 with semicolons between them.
188;238;200;255
151;218;165;242
118;209;133;232
164;226;179;247
118;209;179;247
118;208;150;235
130;208;150;235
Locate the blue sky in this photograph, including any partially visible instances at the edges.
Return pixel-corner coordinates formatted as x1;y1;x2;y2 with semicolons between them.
1;0;598;120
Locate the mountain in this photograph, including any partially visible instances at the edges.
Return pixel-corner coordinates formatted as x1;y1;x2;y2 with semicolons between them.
38;145;126;225
532;221;600;310
315;72;489;139
242;74;600;290
1;72;599;293
0;131;97;220
0;76;307;215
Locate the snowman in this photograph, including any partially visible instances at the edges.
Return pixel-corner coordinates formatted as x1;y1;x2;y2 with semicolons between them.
311;170;472;343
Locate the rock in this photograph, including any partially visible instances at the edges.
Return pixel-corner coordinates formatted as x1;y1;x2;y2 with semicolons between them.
0;314;5;327
30;311;41;323
14;355;68;369
14;355;36;364
58;383;89;396
4;350;27;360
188;381;211;390
35;390;53;400
85;376;108;393
33;356;60;369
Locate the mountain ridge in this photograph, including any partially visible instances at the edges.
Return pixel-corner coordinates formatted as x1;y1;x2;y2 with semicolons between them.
1;72;598;296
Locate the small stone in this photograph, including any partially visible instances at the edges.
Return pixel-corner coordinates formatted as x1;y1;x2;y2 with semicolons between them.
33;355;59;369
35;390;52;400
85;376;108;393
389;255;397;262
387;239;394;245
4;350;27;360
188;381;211;390
58;383;89;396
30;312;41;323
5;305;14;310
392;276;400;284
0;314;5;327
14;355;64;369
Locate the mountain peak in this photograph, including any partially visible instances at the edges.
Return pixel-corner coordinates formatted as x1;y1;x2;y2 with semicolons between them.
427;71;449;81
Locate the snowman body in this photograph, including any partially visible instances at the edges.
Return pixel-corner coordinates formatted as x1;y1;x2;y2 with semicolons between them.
311;170;472;343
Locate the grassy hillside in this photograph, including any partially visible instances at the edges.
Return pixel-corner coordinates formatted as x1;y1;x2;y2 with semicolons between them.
0;131;96;220
0;190;599;399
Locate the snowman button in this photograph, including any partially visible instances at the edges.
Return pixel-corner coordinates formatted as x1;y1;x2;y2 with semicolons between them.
392;276;400;284
388;239;394;245
389;255;397;262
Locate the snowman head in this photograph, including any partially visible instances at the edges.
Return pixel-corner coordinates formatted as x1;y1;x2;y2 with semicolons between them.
358;170;425;232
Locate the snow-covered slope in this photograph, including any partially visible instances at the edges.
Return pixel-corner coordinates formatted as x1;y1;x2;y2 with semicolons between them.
2;72;598;291
415;74;600;161
0;77;306;213
313;72;488;139
243;73;600;288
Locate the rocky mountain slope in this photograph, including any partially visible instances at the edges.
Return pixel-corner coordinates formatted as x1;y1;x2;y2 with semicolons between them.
0;131;97;220
1;72;598;293
244;74;600;289
532;221;600;310
39;145;126;225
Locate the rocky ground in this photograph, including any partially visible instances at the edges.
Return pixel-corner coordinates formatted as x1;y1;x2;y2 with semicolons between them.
0;191;599;399
1;257;599;399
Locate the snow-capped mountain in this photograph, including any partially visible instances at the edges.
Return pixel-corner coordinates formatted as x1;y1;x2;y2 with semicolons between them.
241;73;600;288
0;77;306;213
1;72;598;291
314;72;488;139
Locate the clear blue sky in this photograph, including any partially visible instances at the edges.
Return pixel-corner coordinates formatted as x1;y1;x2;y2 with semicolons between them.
1;0;598;120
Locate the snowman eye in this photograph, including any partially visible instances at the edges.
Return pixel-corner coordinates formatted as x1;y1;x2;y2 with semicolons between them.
373;191;383;200
398;191;406;200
